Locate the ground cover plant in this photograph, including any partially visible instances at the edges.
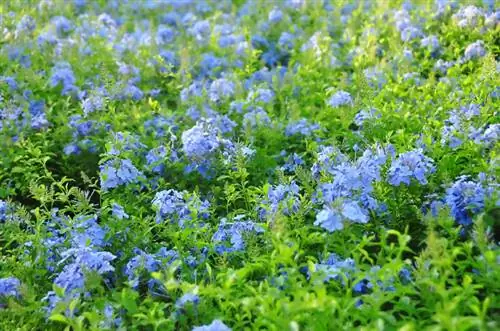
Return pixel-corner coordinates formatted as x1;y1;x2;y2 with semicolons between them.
0;0;499;330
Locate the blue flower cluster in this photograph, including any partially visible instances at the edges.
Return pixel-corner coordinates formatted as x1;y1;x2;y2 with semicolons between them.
327;91;353;108
313;145;390;231
259;182;300;219
152;189;210;227
387;149;435;186
100;158;144;191
124;247;179;291
212;216;264;254
445;176;489;226
193;319;231;331
0;277;21;298
41;213;116;314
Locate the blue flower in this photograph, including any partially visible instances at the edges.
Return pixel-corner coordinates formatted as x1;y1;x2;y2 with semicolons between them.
212;217;264;253
189;20;210;42
353;108;380;127
251;35;269;49
145;146;168;174
99;159;144;191
247;88;275;104
400;26;422;42
260;182;300;219
278;32;295;50
44;246;116;314
464;40;486;61
445;176;487;226
199;53;226;78
0;200;9;222
119;83;144;101
208;114;237;134
50;62;77;95
175;293;200;309
363;67;386;88
60;247;116;282
208;78;235;103
314;253;356;283
281;153;305;173
81;92;105;115
285;119;320;136
421;35;440;53
192;319;231;331
182;121;221;160
156;25;175;44
112;203;129;220
100;304;122;329
1;76;17;90
51;16;73;36
243;107;271;128
71;215;108;248
152;189;210;226
342;200;369;223
399;267;413;284
387;149;435;186
16;15;36;34
434;59;454;74
268;7;283;23
327;91;352;108
144;115;177;138
314;199;369;232
453;6;484;28
124;247;178;290
0;277;21;297
353;279;373;294
314;208;343;232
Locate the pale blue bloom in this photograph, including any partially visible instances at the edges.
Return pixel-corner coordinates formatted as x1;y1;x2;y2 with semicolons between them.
400;26;422;42
341;200;368;223
243;107;271;128
100;159;143;190
192;320;231;331
327;91;352;108
51;16;73;36
420;35;440;52
156;25;175;44
124;247;178;290
209;78;235;102
445;176;487;226
71;215;108;248
212;217;264;253
248;88;274;103
112;203;129;220
314;208;343;232
285;119;320;136
145;146;168;174
182;121;220;160
315;254;356;282
175;293;200;309
464;40;486;61
0;277;20;297
388;149;435;186
50;62;77;95
354;108;380;127
152;189;210;226
453;5;483;28
269;7;283;23
189;20;210;41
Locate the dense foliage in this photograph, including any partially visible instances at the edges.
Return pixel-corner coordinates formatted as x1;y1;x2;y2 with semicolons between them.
0;1;499;330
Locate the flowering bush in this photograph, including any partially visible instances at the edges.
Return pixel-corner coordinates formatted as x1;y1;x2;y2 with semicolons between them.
0;1;498;330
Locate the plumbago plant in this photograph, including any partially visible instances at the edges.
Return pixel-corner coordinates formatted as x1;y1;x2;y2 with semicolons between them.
0;0;499;330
